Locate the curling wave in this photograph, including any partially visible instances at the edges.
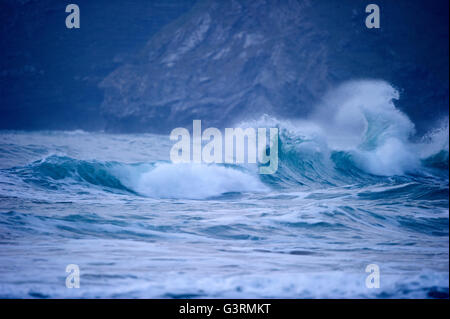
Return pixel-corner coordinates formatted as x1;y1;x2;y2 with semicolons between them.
240;81;449;188
0;81;447;201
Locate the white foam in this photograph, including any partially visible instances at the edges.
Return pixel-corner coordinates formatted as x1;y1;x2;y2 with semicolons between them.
238;80;447;176
134;163;268;199
418;118;449;159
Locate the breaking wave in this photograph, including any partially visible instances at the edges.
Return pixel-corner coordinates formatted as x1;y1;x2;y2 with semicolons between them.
1;81;447;200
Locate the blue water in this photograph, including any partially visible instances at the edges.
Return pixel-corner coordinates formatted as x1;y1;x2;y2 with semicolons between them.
0;82;448;298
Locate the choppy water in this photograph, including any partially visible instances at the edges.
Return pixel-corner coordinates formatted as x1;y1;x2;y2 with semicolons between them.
0;81;448;298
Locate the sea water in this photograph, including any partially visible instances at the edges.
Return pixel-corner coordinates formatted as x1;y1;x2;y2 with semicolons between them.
0;81;448;298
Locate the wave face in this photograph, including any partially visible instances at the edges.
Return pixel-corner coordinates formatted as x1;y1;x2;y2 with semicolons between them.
244;81;449;188
0;81;449;298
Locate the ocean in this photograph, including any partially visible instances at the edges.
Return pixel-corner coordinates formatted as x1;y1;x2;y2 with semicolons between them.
0;81;448;298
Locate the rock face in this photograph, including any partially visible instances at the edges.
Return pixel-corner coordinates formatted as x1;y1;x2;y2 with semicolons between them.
100;0;449;134
1;0;448;133
100;0;328;132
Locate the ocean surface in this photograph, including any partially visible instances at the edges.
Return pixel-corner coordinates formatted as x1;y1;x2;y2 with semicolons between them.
0;81;448;298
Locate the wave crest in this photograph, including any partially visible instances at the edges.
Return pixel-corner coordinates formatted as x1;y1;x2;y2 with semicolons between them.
241;80;448;185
